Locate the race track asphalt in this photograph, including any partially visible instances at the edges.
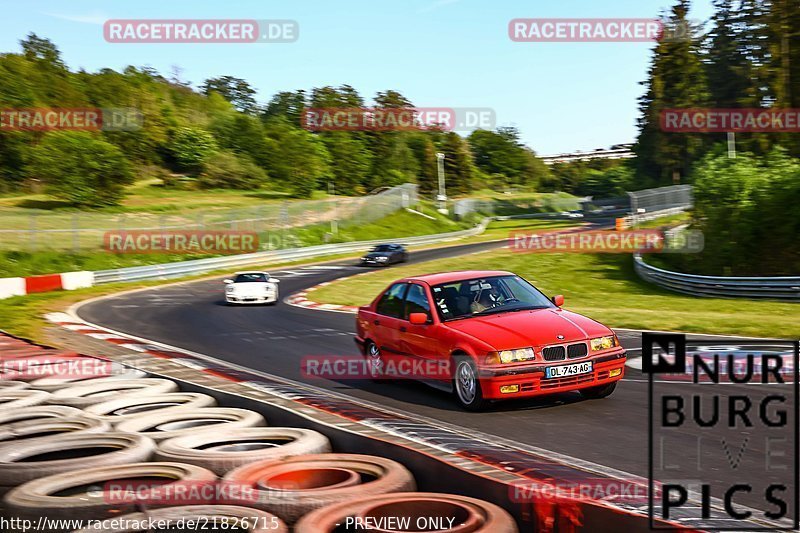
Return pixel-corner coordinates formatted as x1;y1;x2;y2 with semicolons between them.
78;238;797;512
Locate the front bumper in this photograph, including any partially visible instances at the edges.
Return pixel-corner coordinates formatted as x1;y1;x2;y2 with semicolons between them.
477;349;627;400
226;294;277;304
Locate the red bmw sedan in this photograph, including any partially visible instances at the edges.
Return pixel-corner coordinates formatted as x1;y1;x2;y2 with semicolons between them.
355;270;626;410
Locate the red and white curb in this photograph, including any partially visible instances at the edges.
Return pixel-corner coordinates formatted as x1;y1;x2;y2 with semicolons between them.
285;289;359;314
0;271;93;299
284;272;379;314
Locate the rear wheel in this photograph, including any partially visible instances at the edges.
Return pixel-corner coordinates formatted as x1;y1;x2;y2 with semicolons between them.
453;357;487;411
365;341;387;382
580;381;617;399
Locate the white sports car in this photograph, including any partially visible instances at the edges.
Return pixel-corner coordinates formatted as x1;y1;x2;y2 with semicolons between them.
224;271;280;305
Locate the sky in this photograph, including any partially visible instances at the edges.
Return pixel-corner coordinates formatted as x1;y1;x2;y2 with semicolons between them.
1;0;714;155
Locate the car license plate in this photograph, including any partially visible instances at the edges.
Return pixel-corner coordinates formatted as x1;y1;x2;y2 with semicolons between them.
545;361;593;379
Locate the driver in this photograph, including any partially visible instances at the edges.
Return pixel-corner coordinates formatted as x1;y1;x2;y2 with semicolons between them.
470;282;502;313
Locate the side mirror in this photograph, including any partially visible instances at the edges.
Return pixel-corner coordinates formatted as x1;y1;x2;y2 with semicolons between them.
270;278;280;283
223;279;234;284
409;312;430;325
552;295;565;307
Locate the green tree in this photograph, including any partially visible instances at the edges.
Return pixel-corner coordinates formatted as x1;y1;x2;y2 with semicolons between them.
440;132;473;196
668;147;800;277
634;0;709;185
210;113;272;168
319;132;372;195
201;76;259;114
263;90;306;126
168;127;218;173
29;132;134;206
197;151;268;189
263;118;331;197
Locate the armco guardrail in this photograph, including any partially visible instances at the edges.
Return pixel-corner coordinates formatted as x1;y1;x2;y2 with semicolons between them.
94;219;490;284
634;254;800;300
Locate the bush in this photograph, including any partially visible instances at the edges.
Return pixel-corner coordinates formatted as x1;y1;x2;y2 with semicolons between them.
197;151;268;189
28;131;134;207
683;146;800;275
168;127;218;173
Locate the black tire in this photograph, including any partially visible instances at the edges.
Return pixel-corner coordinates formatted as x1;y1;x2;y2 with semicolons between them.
364;341;387;382
580;381;617;399
452;356;487;411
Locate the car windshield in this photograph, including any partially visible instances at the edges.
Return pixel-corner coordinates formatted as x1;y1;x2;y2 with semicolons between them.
372;245;393;252
431;275;554;321
234;273;268;283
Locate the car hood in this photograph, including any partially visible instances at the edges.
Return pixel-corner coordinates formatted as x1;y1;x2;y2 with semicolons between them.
444;308;612;350
364;252;389;258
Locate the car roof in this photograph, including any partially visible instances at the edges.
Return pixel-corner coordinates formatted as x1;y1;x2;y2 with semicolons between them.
401;270;513;285
233;271;269;276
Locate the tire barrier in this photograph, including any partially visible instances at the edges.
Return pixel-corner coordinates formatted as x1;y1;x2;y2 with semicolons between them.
222;453;416;524
0;415;109;443
29;367;147;392
85;392;218;424
115;407;266;442
155;427;332;475
4;462;216;531
0;390;51;410
295;492;519;533
0;380;29;390
47;378;179;408
71;505;289;533
0;405;82;425
0;433;154;489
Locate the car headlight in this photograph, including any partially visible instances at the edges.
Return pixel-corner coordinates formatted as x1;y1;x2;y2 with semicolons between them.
487;347;535;364
376;256;388;262
226;286;235;293
590;335;617;351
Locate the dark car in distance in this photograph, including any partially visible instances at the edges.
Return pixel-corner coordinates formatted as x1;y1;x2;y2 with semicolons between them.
360;244;408;267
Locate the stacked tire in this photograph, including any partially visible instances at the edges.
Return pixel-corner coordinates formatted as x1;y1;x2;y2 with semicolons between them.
0;334;518;532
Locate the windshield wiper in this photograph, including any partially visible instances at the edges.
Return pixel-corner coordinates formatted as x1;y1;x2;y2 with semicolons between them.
472;305;545;317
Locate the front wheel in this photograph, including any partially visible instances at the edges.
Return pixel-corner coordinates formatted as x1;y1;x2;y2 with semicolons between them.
453;357;487;411
580;381;617;399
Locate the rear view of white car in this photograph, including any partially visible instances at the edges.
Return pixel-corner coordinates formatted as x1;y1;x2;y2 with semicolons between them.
224;272;280;305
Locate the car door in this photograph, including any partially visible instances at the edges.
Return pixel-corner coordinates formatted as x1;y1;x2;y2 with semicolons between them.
372;282;409;364
398;283;447;380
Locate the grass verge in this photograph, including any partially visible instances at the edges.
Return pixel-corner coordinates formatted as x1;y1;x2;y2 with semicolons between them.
310;248;800;339
0;204;479;277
